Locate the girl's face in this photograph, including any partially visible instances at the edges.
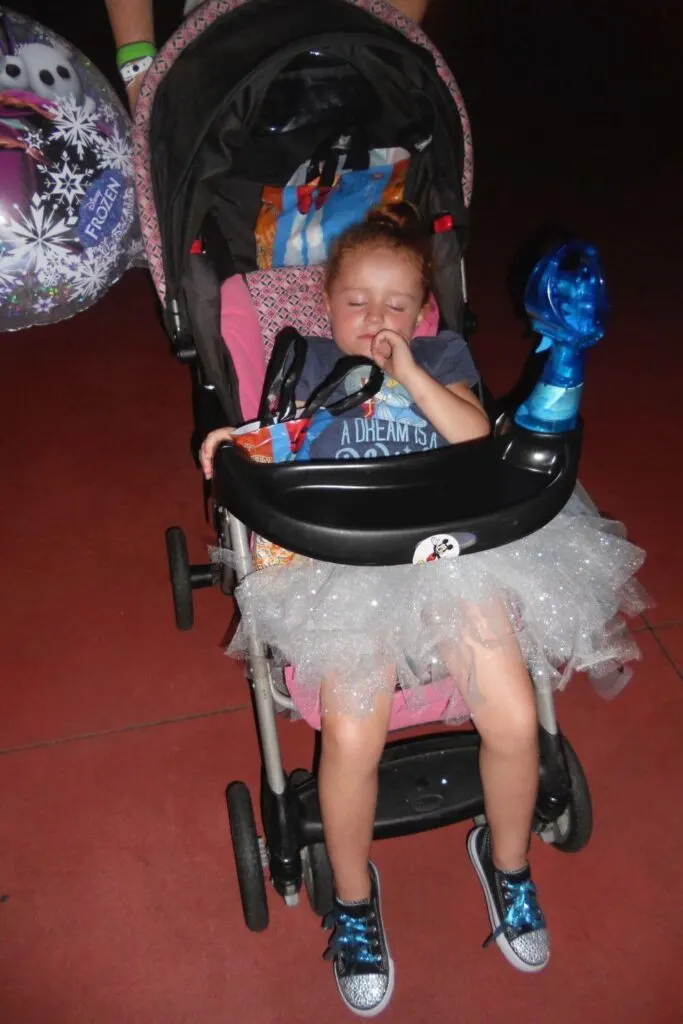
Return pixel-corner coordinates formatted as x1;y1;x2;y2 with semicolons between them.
324;245;427;357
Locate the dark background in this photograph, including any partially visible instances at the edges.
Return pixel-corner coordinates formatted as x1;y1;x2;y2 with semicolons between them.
14;0;679;177
15;0;678;165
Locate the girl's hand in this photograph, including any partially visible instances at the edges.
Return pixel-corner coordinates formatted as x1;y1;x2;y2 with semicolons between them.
370;328;416;384
199;427;236;479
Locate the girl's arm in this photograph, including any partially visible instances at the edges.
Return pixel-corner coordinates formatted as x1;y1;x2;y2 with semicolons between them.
406;366;489;443
200;402;306;479
371;331;490;444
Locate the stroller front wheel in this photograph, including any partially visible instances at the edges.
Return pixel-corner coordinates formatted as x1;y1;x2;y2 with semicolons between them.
227;782;270;931
215;507;236;596
165;527;194;630
537;735;593;853
289;769;334;918
301;843;335;919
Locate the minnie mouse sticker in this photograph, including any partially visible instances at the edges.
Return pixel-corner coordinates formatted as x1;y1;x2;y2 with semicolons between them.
0;7;141;331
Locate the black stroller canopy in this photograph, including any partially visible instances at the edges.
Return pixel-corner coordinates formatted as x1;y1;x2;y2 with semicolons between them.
147;0;468;304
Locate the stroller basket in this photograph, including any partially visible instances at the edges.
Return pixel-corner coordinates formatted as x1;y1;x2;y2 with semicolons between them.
213;421;582;564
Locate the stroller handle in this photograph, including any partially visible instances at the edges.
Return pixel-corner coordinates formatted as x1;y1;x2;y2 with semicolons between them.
211;423;582;566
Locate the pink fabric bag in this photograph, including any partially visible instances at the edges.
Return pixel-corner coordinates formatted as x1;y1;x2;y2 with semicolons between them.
219;275;268;422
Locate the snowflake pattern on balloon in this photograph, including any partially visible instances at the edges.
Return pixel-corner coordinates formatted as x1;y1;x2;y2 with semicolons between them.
41;158;88;214
0;262;22;296
70;243;119;300
96;126;134;177
20;127;46;156
98;102;119;126
5;195;72;273
51;96;102;160
34;295;57;314
125;234;145;266
36;247;76;288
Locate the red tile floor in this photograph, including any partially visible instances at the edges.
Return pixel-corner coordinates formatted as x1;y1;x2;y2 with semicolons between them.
1;4;681;1022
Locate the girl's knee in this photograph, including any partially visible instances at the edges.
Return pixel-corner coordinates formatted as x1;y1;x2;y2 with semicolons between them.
322;711;388;769
476;688;538;754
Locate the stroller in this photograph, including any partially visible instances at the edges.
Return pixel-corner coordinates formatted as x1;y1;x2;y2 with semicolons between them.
133;0;592;932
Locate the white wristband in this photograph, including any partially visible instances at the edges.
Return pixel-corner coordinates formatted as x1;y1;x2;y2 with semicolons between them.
120;55;154;86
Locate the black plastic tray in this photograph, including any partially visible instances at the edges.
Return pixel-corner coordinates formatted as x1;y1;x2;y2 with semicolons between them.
212;422;582;565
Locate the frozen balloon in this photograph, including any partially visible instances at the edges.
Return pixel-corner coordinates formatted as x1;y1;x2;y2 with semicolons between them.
0;7;141;331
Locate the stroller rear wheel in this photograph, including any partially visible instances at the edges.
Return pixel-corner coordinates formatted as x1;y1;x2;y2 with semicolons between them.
300;843;335;918
537;735;593;853
289;769;334;918
165;527;194;630
227;782;270;931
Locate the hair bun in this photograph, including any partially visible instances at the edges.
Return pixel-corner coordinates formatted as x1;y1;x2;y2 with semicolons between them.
366;201;421;233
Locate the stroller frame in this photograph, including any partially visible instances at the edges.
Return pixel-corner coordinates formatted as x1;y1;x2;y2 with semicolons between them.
137;0;596;933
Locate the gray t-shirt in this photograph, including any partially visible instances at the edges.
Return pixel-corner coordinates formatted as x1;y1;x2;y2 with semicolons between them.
295;331;479;460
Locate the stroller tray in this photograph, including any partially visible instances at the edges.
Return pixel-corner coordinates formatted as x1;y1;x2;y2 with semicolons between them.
294;730;484;844
213;424;582;565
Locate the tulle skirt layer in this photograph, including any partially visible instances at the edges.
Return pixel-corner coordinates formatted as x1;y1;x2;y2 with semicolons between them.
227;490;651;718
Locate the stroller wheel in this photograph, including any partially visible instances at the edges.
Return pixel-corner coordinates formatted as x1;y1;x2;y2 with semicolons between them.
165;527;194;630
537;735;593;853
301;843;335;918
289;769;334;918
227;782;269;932
214;508;236;597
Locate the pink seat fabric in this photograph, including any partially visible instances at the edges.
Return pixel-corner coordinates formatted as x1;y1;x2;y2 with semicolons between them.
219;275;267;422
284;667;469;732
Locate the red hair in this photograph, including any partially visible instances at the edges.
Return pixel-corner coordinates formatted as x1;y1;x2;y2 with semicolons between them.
325;202;433;304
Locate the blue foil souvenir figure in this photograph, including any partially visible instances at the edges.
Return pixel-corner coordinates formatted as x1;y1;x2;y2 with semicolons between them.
0;7;141;331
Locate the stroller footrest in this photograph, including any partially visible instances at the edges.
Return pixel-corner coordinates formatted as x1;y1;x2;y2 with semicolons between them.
294;731;483;845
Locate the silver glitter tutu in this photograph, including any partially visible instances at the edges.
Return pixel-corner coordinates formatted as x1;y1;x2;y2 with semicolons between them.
228;488;651;717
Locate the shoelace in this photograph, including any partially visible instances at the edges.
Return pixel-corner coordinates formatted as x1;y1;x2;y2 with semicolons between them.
323;909;383;971
484;878;545;948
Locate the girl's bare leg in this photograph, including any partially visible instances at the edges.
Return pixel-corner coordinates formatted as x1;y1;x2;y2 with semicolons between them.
448;604;539;871
318;682;394;901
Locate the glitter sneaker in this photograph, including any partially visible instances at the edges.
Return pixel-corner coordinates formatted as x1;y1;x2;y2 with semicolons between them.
323;862;395;1017
467;824;550;972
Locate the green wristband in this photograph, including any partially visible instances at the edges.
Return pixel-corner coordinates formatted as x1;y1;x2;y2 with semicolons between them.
116;41;157;70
